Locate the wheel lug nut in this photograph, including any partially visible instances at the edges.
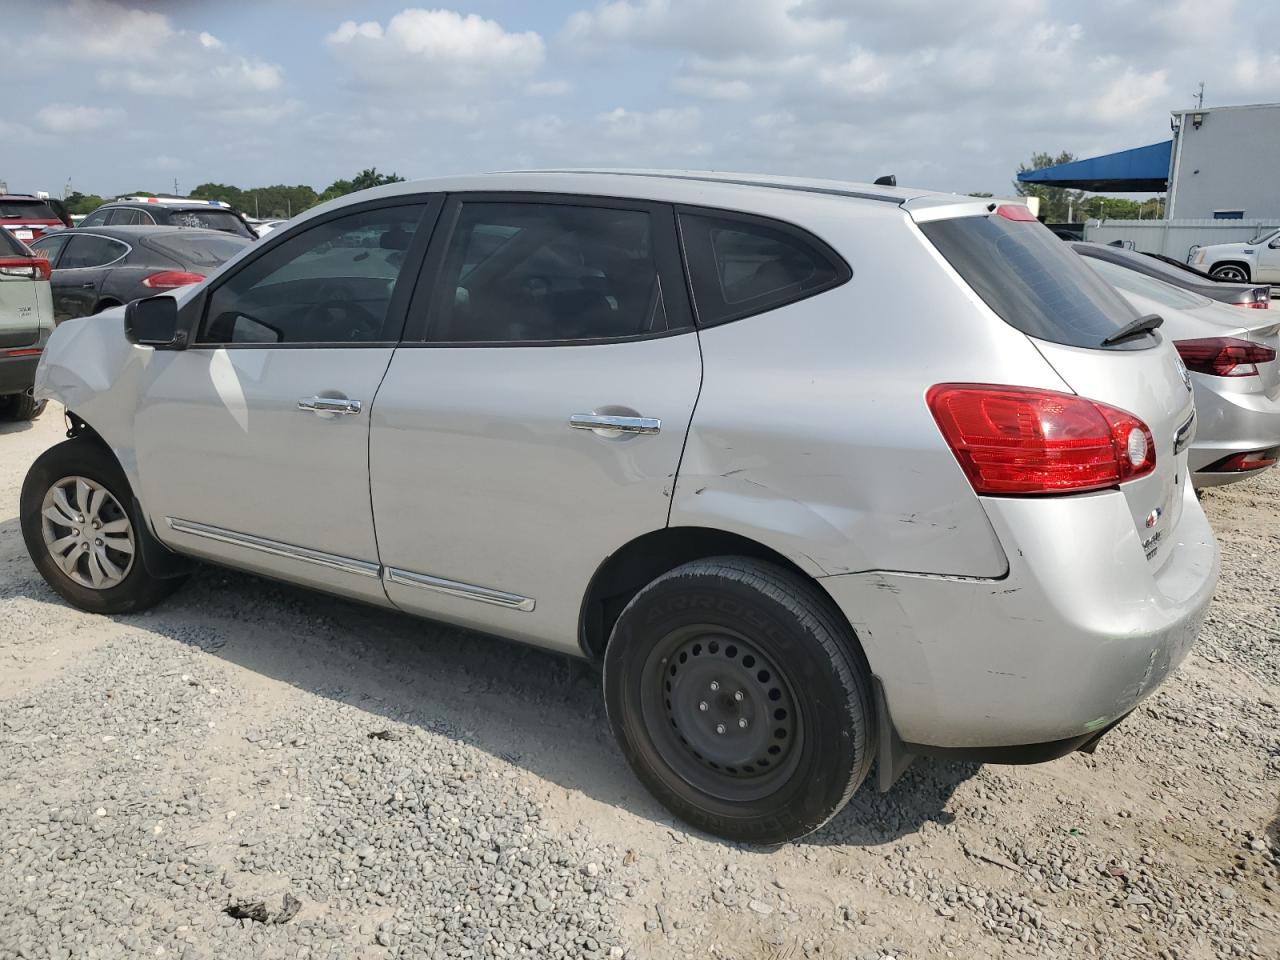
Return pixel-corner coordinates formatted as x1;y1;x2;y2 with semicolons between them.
72;528;80;536
709;681;719;692
738;718;749;729
715;723;726;735
698;701;708;712
77;515;84;523
95;539;103;546
734;690;744;702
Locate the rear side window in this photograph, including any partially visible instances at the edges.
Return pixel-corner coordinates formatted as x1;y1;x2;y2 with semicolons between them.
106;207;149;226
679;211;848;326
60;235;129;269
921;215;1145;350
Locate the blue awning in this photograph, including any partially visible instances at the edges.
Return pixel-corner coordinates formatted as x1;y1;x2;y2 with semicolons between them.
1016;140;1172;192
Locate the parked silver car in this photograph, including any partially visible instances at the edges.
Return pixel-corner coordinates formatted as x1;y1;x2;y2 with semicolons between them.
21;172;1219;843
1083;256;1280;486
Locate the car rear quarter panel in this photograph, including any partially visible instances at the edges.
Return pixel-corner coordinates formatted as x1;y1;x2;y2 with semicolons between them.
670;201;1074;579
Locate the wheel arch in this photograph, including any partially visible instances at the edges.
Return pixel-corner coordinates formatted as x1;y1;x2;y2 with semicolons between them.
579;525;842;661
1209;259;1252;280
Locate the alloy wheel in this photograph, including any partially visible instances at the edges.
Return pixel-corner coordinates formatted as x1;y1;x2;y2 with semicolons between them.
40;476;136;590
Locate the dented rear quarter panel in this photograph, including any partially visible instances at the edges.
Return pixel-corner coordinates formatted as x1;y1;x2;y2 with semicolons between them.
670;201;1075;579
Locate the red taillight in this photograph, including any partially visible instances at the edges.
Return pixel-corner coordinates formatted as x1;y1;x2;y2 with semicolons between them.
0;257;52;281
3;348;42;358
1237;299;1270;309
141;270;204;290
1175;337;1276;377
927;384;1156;496
1204;447;1280;473
995;204;1037;222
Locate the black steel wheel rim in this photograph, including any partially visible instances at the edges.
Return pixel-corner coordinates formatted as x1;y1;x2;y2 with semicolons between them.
639;624;803;803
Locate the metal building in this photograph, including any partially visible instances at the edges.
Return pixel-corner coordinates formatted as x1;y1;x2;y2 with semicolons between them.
1166;102;1280;220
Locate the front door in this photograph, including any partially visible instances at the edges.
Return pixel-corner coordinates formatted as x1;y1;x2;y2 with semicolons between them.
1258;232;1280;283
370;196;702;653
49;233;127;321
133;198;439;604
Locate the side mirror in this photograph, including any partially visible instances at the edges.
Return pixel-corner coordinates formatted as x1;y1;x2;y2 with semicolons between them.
124;295;186;350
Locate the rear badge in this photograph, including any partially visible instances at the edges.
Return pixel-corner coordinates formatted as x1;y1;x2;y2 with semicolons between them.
1146;507;1162;528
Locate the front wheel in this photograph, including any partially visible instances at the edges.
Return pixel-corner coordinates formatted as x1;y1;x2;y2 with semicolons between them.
603;557;875;844
1210;263;1250;282
21;438;185;614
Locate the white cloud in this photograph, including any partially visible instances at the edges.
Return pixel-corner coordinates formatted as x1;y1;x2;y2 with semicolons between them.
48;0;171;61
327;9;544;87
36;103;122;133
597;106;701;140
198;32;223;50
527;79;572;97
672;76;752;101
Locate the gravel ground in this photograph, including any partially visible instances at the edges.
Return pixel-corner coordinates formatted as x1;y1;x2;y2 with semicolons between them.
1;406;1277;960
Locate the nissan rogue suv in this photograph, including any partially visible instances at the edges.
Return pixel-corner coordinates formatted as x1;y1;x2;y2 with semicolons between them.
21;171;1219;843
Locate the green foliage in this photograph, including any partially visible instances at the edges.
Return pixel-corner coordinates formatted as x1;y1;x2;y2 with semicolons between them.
62;192;108;216
318;168;405;204
190;182;319;220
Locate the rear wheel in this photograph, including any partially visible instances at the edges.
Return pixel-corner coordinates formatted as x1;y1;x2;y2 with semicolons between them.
0;392;47;422
1210;263;1249;282
21;438;185;614
603;557;875;843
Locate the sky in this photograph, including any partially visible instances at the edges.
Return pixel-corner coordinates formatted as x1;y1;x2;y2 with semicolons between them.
3;0;1278;199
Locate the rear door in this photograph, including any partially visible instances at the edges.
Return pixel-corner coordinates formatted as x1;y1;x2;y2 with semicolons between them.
50;233;129;321
916;206;1195;568
369;194;701;654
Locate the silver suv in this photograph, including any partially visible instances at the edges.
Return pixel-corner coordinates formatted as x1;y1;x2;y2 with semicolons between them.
21;171;1220;843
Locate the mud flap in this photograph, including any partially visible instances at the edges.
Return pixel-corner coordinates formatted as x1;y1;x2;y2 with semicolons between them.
873;676;915;792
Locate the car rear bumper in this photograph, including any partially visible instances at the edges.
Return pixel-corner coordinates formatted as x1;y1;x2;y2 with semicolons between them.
819;478;1219;750
1187;379;1280;484
0;353;40;396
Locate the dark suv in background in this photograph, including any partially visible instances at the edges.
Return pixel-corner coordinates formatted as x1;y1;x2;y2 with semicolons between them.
78;197;257;239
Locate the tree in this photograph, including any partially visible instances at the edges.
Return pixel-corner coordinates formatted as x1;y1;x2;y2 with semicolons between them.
319;167;405;203
62;191;108;216
1013;151;1086;222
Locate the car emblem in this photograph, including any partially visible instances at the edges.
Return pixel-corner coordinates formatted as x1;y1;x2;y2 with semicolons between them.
1145;507;1162;528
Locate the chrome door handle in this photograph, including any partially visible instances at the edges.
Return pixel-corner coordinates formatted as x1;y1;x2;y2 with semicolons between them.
298;396;362;416
568;414;661;435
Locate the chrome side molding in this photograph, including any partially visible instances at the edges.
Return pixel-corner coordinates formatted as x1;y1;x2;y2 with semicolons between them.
383;567;536;612
166;518;381;579
163;518;535;612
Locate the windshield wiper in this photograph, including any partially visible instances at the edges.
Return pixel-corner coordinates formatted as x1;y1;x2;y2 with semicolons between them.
1102;313;1163;347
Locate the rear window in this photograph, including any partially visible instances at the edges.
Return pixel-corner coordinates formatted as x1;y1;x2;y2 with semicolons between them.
1083;257;1211;311
145;233;251;269
679;211;849;326
0;199;59;220
166;209;255;237
921;214;1146;350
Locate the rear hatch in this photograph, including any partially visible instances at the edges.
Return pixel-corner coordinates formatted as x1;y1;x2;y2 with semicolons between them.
0;197;64;244
914;203;1195;569
0;230;46;349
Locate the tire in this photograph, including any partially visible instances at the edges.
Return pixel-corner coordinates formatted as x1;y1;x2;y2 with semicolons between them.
0;392;46;422
603;556;875;844
92;300;121;315
1210;263;1249;282
20;438;185;614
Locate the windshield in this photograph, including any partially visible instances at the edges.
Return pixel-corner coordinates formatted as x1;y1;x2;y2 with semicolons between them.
0;199;59;220
1084;257;1212;311
166;208;255;238
146;232;251;268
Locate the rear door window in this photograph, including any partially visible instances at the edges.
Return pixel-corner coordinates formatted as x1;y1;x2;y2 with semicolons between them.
920;214;1146;350
106;207;147;226
427;201;684;343
59;235;129;269
678;211;849;326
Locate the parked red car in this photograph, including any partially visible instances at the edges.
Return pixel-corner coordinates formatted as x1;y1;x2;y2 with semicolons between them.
1;194;71;246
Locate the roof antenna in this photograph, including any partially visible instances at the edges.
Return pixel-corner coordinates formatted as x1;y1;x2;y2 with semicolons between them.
873;174;897;187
